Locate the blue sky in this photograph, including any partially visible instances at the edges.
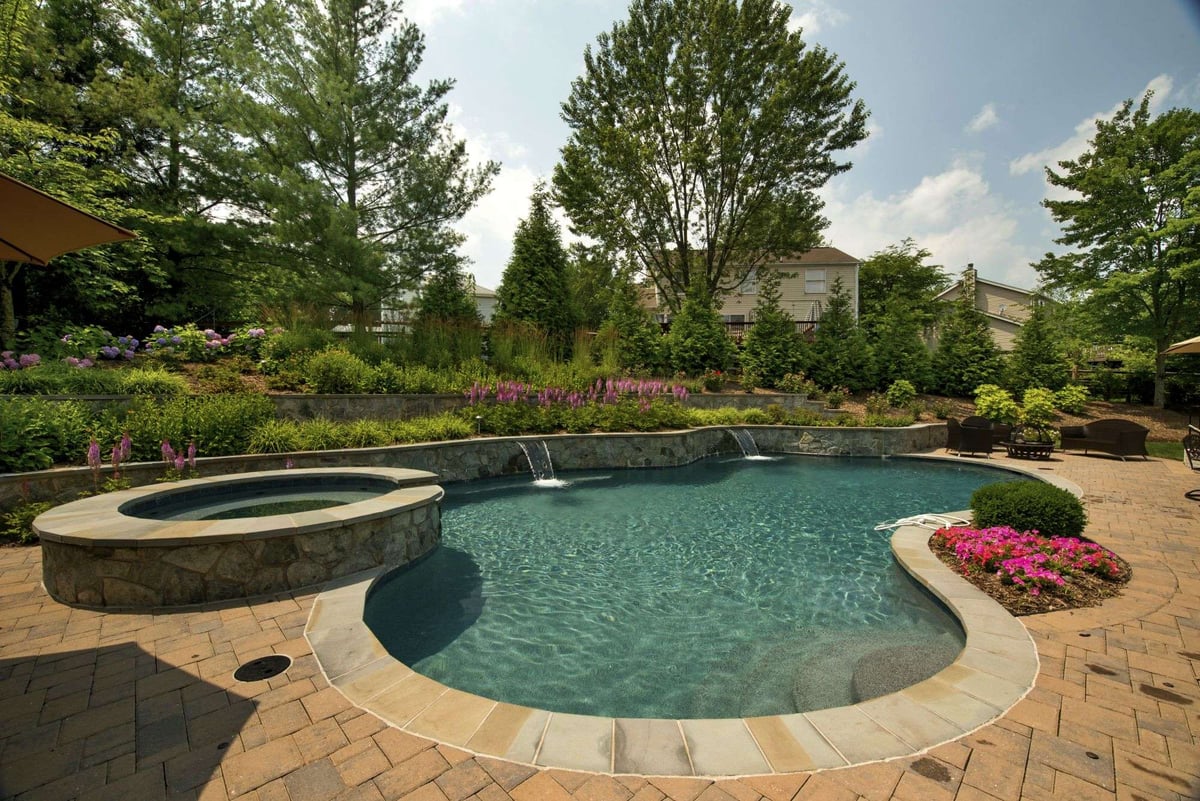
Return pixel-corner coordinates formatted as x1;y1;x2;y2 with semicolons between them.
405;0;1200;291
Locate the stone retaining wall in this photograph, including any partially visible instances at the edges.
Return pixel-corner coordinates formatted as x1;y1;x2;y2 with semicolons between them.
3;424;946;510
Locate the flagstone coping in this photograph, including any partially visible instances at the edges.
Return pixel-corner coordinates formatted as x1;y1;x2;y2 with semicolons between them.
308;458;1068;778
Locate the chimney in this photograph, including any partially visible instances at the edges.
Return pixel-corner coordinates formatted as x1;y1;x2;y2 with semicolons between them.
962;263;977;300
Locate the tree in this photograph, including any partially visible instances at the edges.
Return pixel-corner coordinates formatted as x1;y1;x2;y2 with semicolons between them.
598;270;663;371
230;0;498;330
858;238;950;335
931;292;1004;397
554;0;868;313
495;185;577;356
870;301;932;391
1006;299;1068;393
415;258;479;324
666;282;733;375
565;243;617;331
808;276;872;391
1036;92;1200;407
740;268;801;387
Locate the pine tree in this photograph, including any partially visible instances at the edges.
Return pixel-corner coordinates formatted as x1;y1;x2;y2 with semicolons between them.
416;259;479;324
598;271;663;371
666;281;733;376
495;184;577;357
809;277;873;391
932;292;1004;397
1006;299;1068;392
871;301;933;391
740;268;802;387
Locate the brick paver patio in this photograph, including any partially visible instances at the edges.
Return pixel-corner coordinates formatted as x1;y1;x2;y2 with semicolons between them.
1;450;1198;800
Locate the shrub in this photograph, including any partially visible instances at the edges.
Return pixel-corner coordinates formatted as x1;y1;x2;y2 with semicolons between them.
305;349;373;394
194;363;253;394
666;286;733;376
971;481;1086;539
929;398;954;419
886;379;917;408
115;395;275;459
1;500;52;544
864;393;889;415
394;413;474;442
297;418;349;451
343;420;391;449
1020;388;1058;432
118;367;189;396
739;369;760;394
247;419;304;454
974;384;1020;424
0;398;56;472
1054;384;1089;414
824;386;848;409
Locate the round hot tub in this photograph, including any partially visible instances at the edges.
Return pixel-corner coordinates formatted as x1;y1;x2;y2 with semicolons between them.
35;467;443;608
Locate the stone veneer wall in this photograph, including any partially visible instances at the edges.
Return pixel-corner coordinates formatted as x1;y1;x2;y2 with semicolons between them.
3;424;946;510
40;490;441;608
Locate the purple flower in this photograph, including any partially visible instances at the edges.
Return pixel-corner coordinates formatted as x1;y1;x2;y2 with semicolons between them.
99;346;120;359
284;458;295;469
18;353;39;367
186;441;196;469
123;349;135;360
86;439;101;470
153;325;166;333
119;433;132;462
61;334;71;342
161;440;176;464
174;453;185;471
171;335;182;344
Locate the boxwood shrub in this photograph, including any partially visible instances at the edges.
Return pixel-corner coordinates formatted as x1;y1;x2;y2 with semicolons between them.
971;480;1086;538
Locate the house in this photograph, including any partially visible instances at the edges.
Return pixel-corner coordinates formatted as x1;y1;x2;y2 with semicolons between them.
644;246;862;336
473;283;498;323
935;265;1038;351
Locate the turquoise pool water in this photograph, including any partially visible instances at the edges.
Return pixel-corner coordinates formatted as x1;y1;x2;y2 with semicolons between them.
365;456;1009;718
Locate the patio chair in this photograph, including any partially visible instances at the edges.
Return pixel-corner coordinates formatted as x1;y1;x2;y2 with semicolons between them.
1185;426;1200;501
957;424;994;458
945;417;961;453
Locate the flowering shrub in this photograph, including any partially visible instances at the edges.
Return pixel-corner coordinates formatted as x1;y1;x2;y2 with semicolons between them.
702;369;725;392
1;351;40;370
933;525;1125;596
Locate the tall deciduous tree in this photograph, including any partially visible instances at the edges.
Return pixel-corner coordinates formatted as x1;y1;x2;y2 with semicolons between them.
858;238;949;335
495;185;576;356
1036;92;1200;407
231;0;497;330
554;0;868;312
565;243;617;331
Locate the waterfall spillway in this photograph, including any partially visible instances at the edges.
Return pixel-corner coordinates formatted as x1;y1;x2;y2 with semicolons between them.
519;441;568;487
727;429;776;461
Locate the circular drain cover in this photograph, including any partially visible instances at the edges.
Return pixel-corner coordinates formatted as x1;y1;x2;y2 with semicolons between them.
234;655;292;682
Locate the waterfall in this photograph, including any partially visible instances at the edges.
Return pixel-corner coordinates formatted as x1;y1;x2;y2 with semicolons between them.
726;429;777;461
518;441;569;487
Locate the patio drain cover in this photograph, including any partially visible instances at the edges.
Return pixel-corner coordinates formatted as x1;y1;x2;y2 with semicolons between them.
234;655;292;682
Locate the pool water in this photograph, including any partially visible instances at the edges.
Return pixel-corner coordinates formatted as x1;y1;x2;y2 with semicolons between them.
366;456;1010;719
122;476;393;521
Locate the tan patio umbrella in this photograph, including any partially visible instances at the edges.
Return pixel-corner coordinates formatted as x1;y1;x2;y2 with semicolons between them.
1163;335;1200;356
0;172;136;265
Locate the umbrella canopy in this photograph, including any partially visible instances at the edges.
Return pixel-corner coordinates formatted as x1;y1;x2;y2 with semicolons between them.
0;172;136;265
1164;335;1200;356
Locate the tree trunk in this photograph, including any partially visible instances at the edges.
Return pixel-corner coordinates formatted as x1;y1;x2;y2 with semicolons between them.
1154;348;1167;409
0;262;19;351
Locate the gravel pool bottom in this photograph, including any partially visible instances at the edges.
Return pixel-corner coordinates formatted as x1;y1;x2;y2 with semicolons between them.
365;456;1009;719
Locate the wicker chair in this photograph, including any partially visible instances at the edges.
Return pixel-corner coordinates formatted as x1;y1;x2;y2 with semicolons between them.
951;417;994;458
1185;426;1200;501
1059;419;1150;461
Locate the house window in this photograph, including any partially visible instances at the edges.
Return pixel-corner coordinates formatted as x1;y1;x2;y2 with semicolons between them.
805;268;826;294
722;314;746;323
737;268;758;295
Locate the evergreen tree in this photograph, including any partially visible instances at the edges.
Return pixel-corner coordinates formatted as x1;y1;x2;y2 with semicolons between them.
666;281;733;375
809;276;872;391
858;238;949;336
495;184;576;357
871;301;933;391
932;292;1004;397
565;243;617;331
415;258;479;323
229;0;497;330
598;271;663;371
740;268;802;387
1006;299;1068;392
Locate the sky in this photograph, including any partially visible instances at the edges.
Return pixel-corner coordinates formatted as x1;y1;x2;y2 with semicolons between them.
403;0;1200;292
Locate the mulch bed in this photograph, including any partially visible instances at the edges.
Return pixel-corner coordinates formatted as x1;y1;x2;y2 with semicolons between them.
928;536;1131;616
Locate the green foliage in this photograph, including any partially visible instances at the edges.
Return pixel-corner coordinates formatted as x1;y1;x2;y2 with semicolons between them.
391;413;474;443
193;363;253;394
1020;388;1058;432
824;386;848;409
112;395;275;458
1054;384;1089;414
305;349;373;394
247;419;303;454
566;244;618;330
296;418;348;451
0;397;55;472
599;272;663;372
809;277;873;391
416;263;481;325
971;481;1087;539
118;367;189;396
495;184;577;357
408;319;485;368
1;500;52;544
928;398;954;419
869;301;933;391
1037;93;1200;407
859;239;950;333
973;384;1021;425
864;393;888;415
342;420;391;449
886;380;917;407
1006;300;1068;392
777;372;819;397
488;320;552;377
740;269;802;387
933;293;1004;396
666;285;733;375
553;0;868;308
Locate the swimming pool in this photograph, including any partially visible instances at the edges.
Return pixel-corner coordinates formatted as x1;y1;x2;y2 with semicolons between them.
365;456;1013;719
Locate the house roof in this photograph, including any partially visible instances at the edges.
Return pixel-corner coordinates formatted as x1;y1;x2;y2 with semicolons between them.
935;274;1037;301
473;285;497;298
773;246;861;265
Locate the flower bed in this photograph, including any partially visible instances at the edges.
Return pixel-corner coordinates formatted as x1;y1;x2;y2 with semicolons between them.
930;525;1129;615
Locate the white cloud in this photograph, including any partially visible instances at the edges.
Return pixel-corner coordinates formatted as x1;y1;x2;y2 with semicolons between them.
787;1;849;35
966;103;999;134
402;0;468;30
819;158;1038;287
1009;74;1173;203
